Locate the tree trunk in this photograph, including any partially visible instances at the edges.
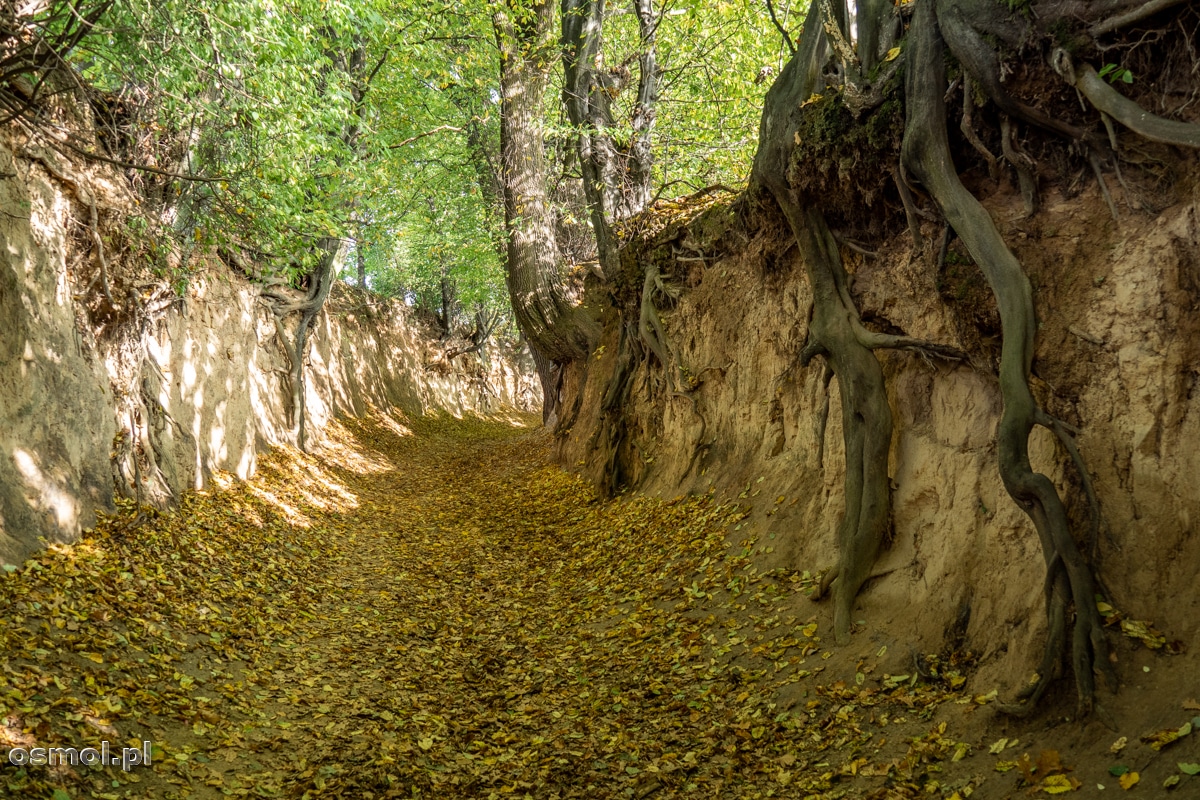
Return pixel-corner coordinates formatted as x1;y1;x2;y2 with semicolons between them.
494;1;598;408
356;229;367;291
561;0;659;275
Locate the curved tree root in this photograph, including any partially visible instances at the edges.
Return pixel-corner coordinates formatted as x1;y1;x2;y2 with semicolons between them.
937;1;1093;144
263;237;345;452
750;2;938;645
773;205;894;646
1053;50;1200;148
906;0;1117;717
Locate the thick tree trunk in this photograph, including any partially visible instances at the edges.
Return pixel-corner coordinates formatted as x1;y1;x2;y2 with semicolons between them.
495;2;598;368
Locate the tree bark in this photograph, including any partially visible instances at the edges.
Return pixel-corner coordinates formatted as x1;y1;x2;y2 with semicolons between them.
752;1;895;644
561;0;660;275
495;1;598;369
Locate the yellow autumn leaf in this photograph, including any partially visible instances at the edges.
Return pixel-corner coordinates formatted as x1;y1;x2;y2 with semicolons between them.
884;46;902;62
1143;722;1192;750
1042;774;1077;794
1119;771;1140;790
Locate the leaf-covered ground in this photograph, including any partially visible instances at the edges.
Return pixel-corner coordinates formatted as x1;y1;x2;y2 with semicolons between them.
3;412;1195;799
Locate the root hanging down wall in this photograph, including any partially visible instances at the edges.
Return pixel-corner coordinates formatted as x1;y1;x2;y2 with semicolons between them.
0;136;538;567
555;174;1200;703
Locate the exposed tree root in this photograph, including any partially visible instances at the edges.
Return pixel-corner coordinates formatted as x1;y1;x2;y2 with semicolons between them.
1000;116;1038;216
749;2;980;646
758;90;894;648
894;165;927;250
1089;0;1192;38
638;262;675;377
262;238;346;452
787;209;894;647
905;0;1117;717
961;84;1000;179
744;0;1190;717
589;319;640;497
937;1;1094;144
814;363;835;470
22;146;118;308
1053;50;1200;148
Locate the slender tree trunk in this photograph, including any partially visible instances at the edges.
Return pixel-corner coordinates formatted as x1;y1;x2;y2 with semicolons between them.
561;0;659;275
356;237;367;290
562;0;620;274
627;0;658;214
438;270;456;338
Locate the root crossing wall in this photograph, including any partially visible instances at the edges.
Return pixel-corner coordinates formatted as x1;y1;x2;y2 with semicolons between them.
557;182;1200;692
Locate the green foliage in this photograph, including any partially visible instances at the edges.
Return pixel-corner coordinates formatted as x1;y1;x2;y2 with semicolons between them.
1098;62;1134;84
56;1;789;337
593;0;787;190
60;0;509;331
79;1;394;270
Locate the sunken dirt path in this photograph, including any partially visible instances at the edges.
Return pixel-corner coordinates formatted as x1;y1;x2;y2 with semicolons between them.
3;412;999;800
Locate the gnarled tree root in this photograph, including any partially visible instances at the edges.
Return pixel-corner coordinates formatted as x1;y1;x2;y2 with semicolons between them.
752;2;964;646
906;0;1117;717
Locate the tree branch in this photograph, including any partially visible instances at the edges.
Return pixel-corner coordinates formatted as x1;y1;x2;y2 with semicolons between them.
765;0;797;56
388;125;465;150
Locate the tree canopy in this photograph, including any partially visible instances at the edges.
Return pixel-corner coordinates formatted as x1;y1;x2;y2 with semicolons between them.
7;0;786;335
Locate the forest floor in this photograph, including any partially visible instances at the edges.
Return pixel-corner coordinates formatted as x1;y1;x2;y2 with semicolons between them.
1;412;1197;799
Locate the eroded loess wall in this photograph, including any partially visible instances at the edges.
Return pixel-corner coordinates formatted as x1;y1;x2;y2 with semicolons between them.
557;177;1200;693
0;141;115;564
0;138;537;567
